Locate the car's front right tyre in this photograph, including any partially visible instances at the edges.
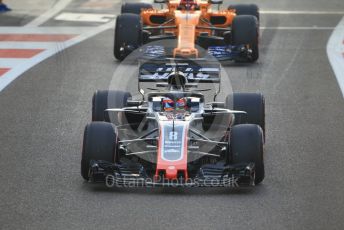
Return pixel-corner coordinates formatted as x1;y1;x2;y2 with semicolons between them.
81;122;117;181
121;3;152;14
114;13;143;60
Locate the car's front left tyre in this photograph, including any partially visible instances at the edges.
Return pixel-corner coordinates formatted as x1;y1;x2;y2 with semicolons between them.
231;15;259;62
230;124;264;184
228;4;260;22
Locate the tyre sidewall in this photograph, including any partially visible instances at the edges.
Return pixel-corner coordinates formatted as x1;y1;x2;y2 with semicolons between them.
81;122;117;180
114;14;143;60
231;124;264;184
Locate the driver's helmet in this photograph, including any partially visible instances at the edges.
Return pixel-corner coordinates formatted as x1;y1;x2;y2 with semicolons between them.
162;98;187;112
178;0;197;10
162;98;174;112
176;98;187;111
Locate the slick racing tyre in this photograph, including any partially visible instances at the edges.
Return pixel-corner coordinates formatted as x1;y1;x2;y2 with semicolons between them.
81;122;117;180
92;90;131;122
121;3;153;14
231;15;259;62
231;124;264;184
114;13;143;60
92;90;145;129
226;93;265;136
228;4;260;21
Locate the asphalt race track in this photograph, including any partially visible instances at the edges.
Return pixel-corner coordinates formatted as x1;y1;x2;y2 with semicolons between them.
1;0;344;229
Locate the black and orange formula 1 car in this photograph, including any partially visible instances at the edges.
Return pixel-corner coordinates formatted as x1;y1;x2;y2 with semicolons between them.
114;0;260;62
81;60;265;187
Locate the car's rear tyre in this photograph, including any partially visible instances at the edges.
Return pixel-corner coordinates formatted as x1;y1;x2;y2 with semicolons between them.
81;122;117;180
92;90;131;122
231;124;264;184
228;4;260;21
226;93;265;136
92;90;145;129
114;13;143;60
231;15;259;62
121;3;152;14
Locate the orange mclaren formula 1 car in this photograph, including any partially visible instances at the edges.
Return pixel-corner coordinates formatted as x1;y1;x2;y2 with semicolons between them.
114;0;260;62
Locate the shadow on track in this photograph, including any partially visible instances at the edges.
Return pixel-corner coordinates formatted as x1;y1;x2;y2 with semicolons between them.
80;181;267;196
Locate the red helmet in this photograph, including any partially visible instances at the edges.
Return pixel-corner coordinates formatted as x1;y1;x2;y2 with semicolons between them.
162;98;187;112
176;98;187;111
178;0;197;10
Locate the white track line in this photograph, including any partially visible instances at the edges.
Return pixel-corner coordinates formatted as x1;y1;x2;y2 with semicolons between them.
261;26;335;30
25;0;74;27
327;17;344;97
0;27;96;34
55;12;116;23
0;59;29;68
0;0;118;92
261;10;344;15
0;42;64;49
0;20;115;92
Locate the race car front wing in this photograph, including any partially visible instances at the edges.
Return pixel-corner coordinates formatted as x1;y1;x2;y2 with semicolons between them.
88;160;256;188
141;45;253;61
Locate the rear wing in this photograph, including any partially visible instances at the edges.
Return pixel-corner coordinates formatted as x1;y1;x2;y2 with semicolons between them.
138;59;221;83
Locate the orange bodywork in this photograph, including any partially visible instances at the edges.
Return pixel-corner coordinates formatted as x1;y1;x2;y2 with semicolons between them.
141;0;236;58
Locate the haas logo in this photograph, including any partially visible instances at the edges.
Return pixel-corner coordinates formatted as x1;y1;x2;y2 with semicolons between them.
169;131;178;141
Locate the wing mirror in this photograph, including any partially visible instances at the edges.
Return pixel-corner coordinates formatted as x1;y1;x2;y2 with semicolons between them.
127;100;143;107
209;0;223;4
